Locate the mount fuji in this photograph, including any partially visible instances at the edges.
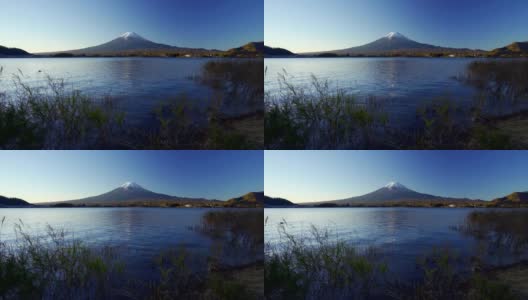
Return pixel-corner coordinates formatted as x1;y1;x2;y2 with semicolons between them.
305;32;477;56
309;182;480;205
335;181;442;204
48;32;208;56
56;182;207;205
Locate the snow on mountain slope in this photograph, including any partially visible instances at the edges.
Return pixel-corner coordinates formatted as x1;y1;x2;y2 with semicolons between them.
119;32;146;41
385;32;408;40
120;182;144;190
385;181;408;190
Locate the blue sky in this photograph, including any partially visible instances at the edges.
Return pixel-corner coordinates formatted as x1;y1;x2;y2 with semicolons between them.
0;0;263;52
265;151;528;203
0;151;263;203
265;0;528;52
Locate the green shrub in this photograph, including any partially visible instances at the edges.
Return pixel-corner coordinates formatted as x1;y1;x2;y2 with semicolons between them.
0;219;124;299
265;224;387;299
265;72;388;149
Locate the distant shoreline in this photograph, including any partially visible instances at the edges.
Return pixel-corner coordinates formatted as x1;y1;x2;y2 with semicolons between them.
265;55;528;59
266;205;528;209
1;205;262;209
0;55;262;59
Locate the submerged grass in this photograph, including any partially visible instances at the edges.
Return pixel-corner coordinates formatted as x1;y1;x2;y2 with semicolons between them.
201;59;264;106
195;210;264;253
464;60;528;101
0;60;263;150
455;210;528;257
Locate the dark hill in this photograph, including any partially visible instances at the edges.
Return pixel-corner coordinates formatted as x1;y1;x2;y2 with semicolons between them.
0;45;30;56
491;42;528;56
227;42;265;56
225;192;296;207
492;192;528;206
264;45;295;56
0;195;31;207
226;192;265;207
263;195;295;207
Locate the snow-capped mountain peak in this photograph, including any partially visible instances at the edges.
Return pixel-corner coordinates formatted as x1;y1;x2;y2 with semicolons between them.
385;32;408;40
120;182;143;190
119;32;145;40
385;181;408;190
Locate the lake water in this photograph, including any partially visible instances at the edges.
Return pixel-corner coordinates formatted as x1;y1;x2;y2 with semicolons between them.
265;207;524;280
0;208;254;279
0;57;259;125
265;57;516;127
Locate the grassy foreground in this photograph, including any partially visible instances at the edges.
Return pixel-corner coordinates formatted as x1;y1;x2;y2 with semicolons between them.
1;210;264;300
265;60;528;149
265;210;528;300
0;60;263;150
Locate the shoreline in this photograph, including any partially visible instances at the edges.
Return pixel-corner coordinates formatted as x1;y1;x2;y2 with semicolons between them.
1;205;263;209
265;205;528;209
0;55;263;59
265;55;528;59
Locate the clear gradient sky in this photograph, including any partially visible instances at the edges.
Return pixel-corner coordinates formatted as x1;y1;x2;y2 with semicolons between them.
0;151;263;203
265;0;528;53
265;151;528;203
0;0;263;53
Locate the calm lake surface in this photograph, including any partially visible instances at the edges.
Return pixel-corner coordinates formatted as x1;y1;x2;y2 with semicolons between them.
0;208;249;279
265;57;517;127
0;57;257;125
265;207;524;280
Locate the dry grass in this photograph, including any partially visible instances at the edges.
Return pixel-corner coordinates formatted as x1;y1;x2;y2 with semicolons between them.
195;210;264;253
223;113;264;146
227;263;264;297
494;266;528;298
492;118;528;148
464;60;528;100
